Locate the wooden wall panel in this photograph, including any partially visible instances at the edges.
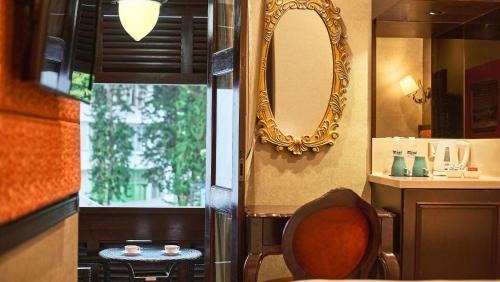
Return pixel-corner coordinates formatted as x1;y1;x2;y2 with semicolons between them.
0;2;80;224
416;204;498;279
403;189;500;279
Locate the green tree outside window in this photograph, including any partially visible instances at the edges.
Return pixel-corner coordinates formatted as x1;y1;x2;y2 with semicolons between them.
141;85;206;206
89;84;135;205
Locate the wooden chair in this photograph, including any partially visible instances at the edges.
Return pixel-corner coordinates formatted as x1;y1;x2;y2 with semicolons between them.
269;188;381;281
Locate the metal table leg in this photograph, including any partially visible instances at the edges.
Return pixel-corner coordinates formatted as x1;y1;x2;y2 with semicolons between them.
103;262;111;282
165;262;177;278
124;262;178;281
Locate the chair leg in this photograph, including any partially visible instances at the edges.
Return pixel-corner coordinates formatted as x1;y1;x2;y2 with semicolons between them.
243;253;263;282
379;252;401;280
376;208;401;280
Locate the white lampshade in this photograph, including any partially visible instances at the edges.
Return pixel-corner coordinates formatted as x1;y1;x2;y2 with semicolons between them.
399;75;420;96
118;0;162;41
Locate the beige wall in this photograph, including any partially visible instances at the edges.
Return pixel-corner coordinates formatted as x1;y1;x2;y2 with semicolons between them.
422;39;432;125
375;38;424;137
372;138;500;177
246;0;372;280
0;214;78;282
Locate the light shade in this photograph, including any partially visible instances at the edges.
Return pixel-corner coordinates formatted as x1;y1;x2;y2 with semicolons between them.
118;0;161;41
399;75;420;96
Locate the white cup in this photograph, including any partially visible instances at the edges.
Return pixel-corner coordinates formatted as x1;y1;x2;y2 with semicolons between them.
164;245;180;254
124;245;140;254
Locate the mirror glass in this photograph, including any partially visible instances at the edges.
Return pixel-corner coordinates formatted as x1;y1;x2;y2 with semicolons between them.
374;4;500;139
269;10;333;137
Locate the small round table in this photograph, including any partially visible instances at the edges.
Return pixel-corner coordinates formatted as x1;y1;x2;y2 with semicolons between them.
99;247;202;281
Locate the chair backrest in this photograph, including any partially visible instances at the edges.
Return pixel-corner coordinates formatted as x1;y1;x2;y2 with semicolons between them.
281;188;380;280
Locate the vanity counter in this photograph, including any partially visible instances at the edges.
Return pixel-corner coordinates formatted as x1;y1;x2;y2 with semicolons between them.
370;173;500;279
369;173;500;189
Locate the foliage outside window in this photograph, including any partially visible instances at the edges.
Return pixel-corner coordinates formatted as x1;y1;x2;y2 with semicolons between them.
79;84;207;207
70;71;93;101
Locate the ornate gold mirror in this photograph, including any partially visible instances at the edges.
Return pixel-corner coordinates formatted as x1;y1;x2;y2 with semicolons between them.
257;0;350;155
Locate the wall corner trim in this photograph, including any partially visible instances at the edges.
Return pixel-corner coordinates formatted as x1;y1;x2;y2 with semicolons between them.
0;194;79;255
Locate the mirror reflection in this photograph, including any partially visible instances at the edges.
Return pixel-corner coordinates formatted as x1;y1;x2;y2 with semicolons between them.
375;5;500;138
268;10;333;137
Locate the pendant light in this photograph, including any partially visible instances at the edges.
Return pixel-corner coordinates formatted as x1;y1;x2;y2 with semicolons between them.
117;0;167;41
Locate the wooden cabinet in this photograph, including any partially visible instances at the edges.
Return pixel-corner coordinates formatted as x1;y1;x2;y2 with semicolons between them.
371;184;500;279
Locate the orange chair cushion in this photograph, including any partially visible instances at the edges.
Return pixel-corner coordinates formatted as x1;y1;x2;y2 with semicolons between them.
291;207;370;279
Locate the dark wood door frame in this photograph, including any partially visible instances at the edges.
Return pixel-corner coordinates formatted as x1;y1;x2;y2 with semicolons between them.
204;0;247;280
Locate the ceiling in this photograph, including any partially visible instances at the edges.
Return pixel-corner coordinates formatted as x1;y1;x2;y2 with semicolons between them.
374;0;500;38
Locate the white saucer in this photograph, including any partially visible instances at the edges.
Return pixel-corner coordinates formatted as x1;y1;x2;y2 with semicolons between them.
122;250;141;256
162;250;181;256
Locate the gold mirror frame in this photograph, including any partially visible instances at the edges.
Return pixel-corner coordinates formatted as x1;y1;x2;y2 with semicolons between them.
256;0;350;155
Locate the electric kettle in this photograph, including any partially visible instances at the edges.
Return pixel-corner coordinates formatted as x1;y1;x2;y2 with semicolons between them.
430;141;470;175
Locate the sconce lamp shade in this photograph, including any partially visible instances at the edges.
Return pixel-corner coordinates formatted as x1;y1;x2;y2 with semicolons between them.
118;0;162;41
400;75;420;96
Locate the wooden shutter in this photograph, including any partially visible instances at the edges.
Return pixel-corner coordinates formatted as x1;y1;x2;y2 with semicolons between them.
192;16;208;74
73;0;98;74
94;0;207;84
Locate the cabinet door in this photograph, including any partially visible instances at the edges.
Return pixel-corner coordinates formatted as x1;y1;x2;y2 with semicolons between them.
403;189;500;279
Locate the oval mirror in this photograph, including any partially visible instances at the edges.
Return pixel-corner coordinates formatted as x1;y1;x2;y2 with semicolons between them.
257;0;350;155
269;10;333;137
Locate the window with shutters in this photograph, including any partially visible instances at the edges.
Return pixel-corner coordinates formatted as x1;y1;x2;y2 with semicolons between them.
93;0;207;84
77;0;208;208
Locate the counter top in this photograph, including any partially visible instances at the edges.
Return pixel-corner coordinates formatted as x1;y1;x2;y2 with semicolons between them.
369;173;500;189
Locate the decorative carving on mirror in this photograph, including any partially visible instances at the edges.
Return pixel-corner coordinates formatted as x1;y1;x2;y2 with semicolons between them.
256;0;350;155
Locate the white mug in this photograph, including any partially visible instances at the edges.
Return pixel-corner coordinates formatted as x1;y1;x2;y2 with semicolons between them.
125;245;140;254
164;245;180;254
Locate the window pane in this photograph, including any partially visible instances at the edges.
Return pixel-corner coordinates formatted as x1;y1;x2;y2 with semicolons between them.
216;0;234;51
215;73;234;188
79;84;207;207
40;0;69;88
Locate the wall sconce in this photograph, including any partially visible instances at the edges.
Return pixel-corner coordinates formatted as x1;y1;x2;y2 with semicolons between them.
115;0;168;41
399;75;431;104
